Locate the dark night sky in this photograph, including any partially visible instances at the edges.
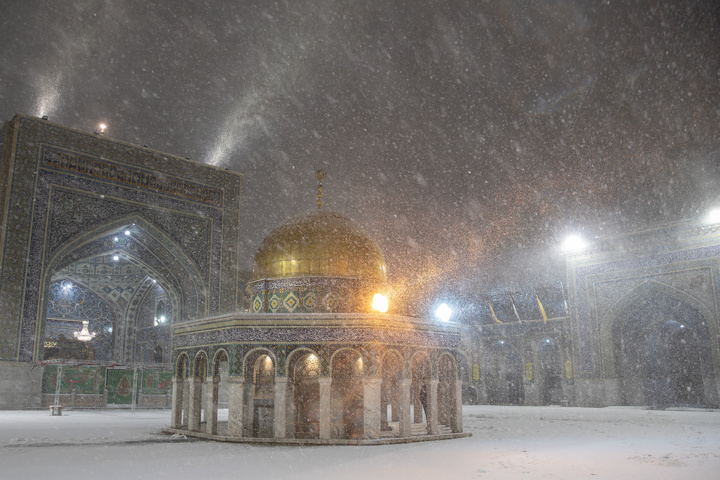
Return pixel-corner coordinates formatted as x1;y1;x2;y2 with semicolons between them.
2;1;719;314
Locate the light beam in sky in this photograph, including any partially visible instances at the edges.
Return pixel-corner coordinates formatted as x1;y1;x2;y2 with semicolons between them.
34;77;62;119
205;91;265;166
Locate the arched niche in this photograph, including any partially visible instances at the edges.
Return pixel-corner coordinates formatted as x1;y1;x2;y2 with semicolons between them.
287;348;321;439
607;281;718;407
242;349;276;438
193;351;208;380
484;340;524;405
39;217;204;347
330;348;364;439
380;349;404;429
212;348;230;407
37;215;205;361
537;338;563;405
410;352;431;424
43;277;118;362
124;275;179;364
173;353;191;428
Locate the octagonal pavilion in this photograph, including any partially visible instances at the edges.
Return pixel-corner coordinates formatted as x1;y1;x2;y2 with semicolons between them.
167;175;469;444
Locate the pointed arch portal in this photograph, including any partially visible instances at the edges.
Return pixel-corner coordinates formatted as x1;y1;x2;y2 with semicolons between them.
610;282;717;407
38;215;207;364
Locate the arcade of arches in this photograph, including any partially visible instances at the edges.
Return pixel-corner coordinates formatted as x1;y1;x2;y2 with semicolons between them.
170;342;466;443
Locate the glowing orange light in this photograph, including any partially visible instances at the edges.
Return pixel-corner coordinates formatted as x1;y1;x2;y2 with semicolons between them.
372;293;389;313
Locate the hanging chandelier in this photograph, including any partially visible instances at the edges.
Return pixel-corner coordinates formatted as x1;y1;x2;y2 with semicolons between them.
73;320;96;342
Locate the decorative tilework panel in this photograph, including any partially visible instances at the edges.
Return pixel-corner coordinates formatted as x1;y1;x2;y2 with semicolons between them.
42;146;223;206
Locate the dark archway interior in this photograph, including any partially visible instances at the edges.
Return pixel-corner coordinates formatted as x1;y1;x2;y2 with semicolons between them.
381;352;403;429
484;342;525;405
41;219;203;365
538;339;563;405
331;350;364;439
614;294;713;407
292;352;320;439
250;353;275;438
411;355;431;424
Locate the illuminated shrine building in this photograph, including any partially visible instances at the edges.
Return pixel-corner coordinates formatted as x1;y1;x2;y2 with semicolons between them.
169;187;469;444
4;114;719;423
2;115;718;418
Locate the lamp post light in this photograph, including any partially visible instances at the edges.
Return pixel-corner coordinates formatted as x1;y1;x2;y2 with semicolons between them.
704;208;720;225
435;303;452;322
560;234;587;253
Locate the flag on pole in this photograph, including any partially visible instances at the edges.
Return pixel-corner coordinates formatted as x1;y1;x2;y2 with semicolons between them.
537;295;548;323
511;301;521;322
489;303;502;324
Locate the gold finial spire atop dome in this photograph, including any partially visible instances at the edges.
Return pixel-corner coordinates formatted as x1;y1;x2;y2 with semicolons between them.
316;169;327;209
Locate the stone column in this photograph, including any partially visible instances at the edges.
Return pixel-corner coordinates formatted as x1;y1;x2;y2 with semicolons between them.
227;377;245;437
398;378;412;436
363;377;382;439
188;378;203;432
427;378;440;435
245;385;255;437
170;377;183;429
286;378;296;438
413;382;423;423
318;377;332;440
391;382;399;422
452;379;463;433
205;376;220;435
274;377;289;439
380;387;388;429
182;380;190;427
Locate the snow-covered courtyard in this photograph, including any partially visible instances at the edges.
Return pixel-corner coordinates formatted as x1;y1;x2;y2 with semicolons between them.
1;405;719;479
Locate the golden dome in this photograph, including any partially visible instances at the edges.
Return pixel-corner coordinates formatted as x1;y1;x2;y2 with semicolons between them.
253;210;387;281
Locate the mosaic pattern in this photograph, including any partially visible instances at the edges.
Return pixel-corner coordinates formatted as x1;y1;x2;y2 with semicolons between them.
249;277;382;314
173;323;460;349
46;280;115;321
276;345;288;376
568;244;720;377
47;220;206;327
44;281;116;360
232;347;243;376
42;146;223;206
46;188;215;280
